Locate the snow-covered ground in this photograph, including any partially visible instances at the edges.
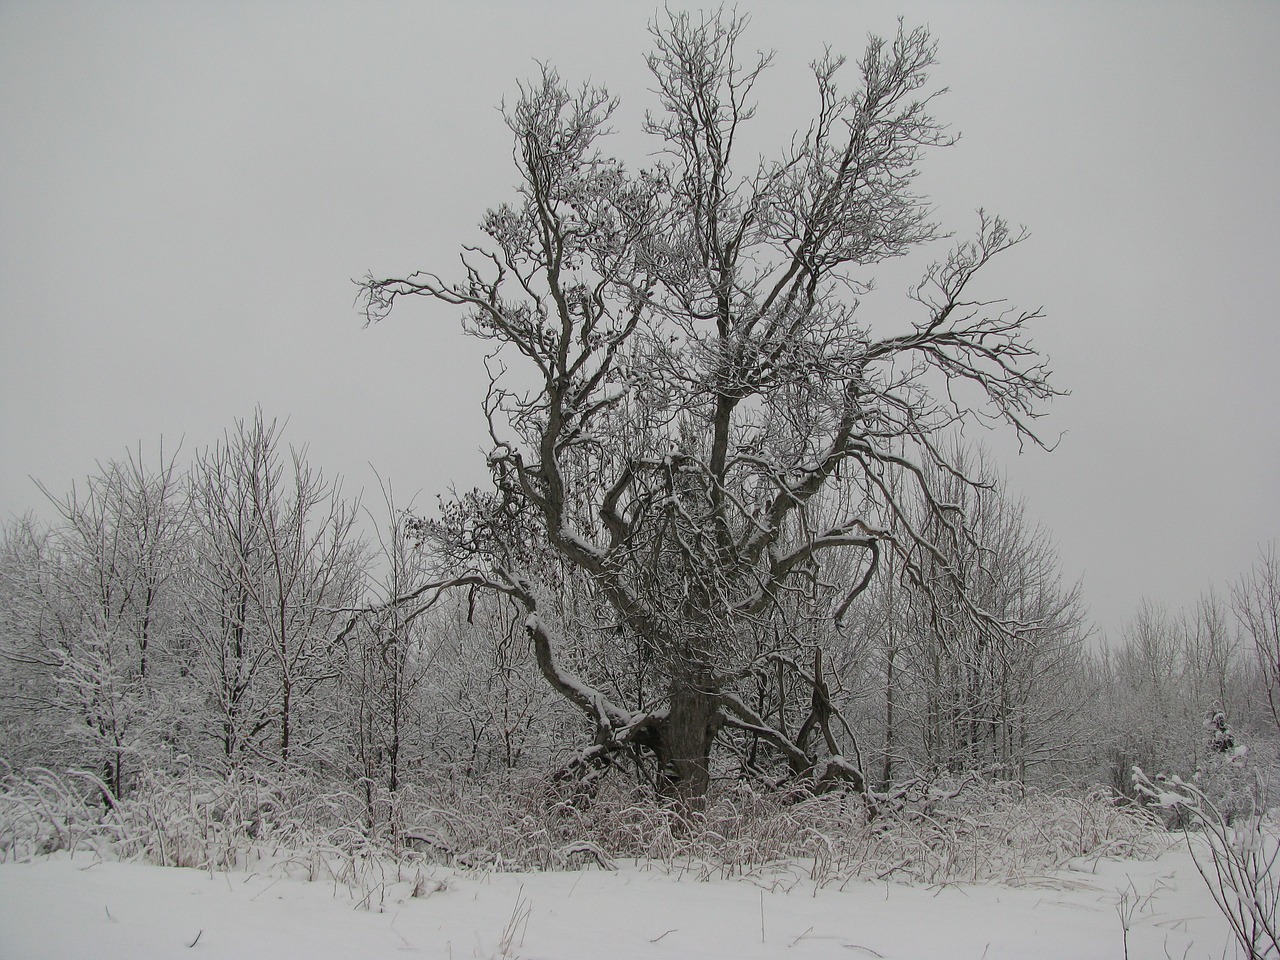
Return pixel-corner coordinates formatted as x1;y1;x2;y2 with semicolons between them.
0;844;1237;960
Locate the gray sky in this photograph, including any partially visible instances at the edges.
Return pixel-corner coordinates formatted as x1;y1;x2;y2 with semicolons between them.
3;1;1278;641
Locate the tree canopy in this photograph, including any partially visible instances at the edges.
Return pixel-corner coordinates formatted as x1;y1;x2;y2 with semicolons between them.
360;11;1058;805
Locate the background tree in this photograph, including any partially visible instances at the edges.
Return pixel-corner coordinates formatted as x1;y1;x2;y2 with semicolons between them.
338;483;432;813
906;451;1087;779
839;448;1087;785
0;517;75;770
1233;545;1280;736
184;412;364;772
360;12;1059;806
0;449;186;797
1086;592;1257;802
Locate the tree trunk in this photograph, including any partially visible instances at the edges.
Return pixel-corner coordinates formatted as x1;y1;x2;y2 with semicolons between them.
656;673;722;809
882;641;896;791
280;679;291;763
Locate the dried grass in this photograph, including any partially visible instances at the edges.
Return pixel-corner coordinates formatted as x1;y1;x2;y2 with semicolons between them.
0;764;1162;900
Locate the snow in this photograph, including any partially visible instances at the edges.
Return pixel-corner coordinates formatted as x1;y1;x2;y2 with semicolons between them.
0;845;1239;959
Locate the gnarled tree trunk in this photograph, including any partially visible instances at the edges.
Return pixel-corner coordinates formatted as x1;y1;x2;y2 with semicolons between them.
655;672;722;807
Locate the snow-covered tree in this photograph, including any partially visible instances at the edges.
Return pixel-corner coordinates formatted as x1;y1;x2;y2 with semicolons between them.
1233;545;1280;737
360;12;1059;806
184;412;364;771
0;449;186;797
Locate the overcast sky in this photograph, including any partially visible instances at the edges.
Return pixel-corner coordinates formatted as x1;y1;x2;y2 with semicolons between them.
2;1;1277;641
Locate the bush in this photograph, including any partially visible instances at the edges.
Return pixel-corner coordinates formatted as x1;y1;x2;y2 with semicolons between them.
1134;766;1280;960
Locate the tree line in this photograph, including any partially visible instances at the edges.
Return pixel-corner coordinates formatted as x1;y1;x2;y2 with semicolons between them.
2;411;1275;826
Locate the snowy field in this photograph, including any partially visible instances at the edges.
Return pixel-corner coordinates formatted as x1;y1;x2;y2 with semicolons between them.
0;845;1237;960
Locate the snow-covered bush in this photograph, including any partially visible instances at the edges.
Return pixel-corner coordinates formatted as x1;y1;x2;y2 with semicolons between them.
1134;765;1280;960
0;766;120;861
2;764;1159;891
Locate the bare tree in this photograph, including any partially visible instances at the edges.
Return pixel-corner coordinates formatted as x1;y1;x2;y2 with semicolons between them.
1090;589;1257;803
1185;590;1241;721
185;412;364;770
910;454;1087;779
0;517;77;768
359;12;1057;805
841;448;1087;784
341;483;431;804
1234;545;1280;737
0;449;186;797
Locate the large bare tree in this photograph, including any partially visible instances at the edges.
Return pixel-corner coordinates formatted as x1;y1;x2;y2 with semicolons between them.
360;12;1058;805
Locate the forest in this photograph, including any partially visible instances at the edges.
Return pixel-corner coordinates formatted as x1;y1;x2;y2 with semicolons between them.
2;9;1278;959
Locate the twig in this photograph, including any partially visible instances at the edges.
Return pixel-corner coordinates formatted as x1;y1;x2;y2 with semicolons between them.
760;889;765;943
250;877;282;901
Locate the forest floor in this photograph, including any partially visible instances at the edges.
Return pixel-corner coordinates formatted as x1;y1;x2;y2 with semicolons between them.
0;840;1239;960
